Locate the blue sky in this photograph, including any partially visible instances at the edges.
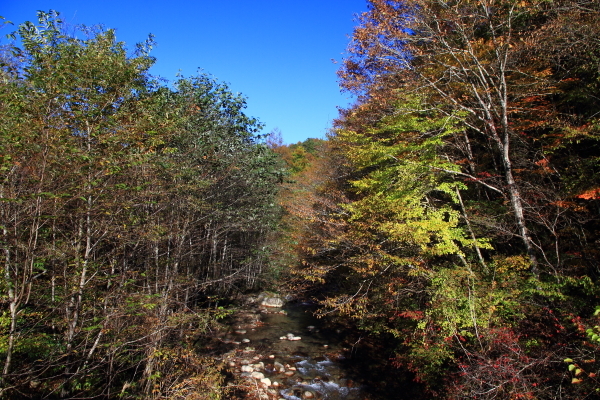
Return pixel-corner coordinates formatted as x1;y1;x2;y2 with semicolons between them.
2;1;366;144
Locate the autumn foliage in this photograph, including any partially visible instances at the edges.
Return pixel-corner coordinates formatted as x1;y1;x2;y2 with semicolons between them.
289;0;600;398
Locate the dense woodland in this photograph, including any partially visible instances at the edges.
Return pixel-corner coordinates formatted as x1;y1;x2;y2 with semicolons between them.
2;1;600;399
284;0;600;398
0;11;283;399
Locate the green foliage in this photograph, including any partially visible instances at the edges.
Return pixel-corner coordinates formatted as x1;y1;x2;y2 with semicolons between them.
0;10;281;399
338;97;481;265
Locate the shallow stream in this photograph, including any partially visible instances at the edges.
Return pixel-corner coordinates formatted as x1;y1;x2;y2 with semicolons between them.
224;302;365;399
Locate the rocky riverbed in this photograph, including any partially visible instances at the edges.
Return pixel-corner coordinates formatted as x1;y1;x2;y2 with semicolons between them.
216;296;364;399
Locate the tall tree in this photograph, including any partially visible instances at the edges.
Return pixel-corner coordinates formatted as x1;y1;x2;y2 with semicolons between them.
0;11;282;398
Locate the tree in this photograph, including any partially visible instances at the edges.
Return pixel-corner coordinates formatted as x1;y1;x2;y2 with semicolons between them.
0;11;282;398
326;0;600;397
340;0;600;275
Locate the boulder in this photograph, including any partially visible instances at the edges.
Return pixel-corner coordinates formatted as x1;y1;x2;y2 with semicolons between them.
261;296;284;308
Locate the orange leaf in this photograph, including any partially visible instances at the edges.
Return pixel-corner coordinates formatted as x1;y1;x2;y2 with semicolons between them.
576;188;600;200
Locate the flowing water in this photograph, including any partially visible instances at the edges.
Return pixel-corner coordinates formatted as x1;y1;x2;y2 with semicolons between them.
224;302;365;399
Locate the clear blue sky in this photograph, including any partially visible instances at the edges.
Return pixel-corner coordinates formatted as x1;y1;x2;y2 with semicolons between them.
2;1;366;144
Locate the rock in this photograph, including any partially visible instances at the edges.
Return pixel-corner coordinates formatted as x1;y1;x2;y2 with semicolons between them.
254;362;264;370
235;329;247;334
260;377;272;387
304;391;315;399
307;325;315;330
274;361;284;372
251;371;265;380
242;338;251;343
284;371;295;377
290;336;301;341
261;296;284;308
241;365;254;373
268;354;275;359
240;359;251;365
272;381;280;387
279;336;287;340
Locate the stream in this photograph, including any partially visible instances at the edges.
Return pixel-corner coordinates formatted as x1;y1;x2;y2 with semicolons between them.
220;301;365;400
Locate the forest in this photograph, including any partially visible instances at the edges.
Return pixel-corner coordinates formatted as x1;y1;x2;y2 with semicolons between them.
2;0;600;399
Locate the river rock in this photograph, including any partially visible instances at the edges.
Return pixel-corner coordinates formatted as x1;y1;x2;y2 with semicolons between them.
241;365;254;373
260;377;272;387
251;371;265;380
235;329;247;334
284;371;295;377
261;296;284;308
304;391;314;399
274;361;284;372
283;333;302;341
242;338;250;343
